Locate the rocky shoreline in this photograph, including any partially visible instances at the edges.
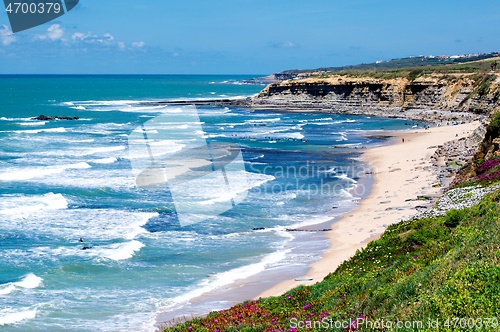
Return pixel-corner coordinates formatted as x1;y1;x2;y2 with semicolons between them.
235;99;484;126
148;96;485;126
235;73;500;125
431;122;487;188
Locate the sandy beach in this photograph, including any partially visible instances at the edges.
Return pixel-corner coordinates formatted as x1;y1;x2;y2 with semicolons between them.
258;120;482;298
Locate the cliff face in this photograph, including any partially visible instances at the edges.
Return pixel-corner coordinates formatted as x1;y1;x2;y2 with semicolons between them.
452;111;500;185
253;74;500;115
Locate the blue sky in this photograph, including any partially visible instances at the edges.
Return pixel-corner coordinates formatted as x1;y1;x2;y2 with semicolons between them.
0;0;499;74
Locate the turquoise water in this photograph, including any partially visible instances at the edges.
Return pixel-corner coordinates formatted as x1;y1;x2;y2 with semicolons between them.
0;75;420;331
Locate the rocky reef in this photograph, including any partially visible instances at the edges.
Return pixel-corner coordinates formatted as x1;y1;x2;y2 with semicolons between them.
32;115;80;121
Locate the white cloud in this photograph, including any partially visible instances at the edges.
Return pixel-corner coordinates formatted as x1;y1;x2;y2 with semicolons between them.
3;23;137;52
72;31;118;45
269;41;299;49
0;24;16;45
47;24;64;41
103;33;114;41
282;41;297;48
132;41;145;48
71;32;90;41
35;24;64;41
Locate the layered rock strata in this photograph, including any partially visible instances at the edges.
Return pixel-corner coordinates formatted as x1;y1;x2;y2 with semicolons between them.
245;74;500;124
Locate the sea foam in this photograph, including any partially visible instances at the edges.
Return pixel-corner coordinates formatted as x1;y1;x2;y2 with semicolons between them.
91;157;118;164
13;127;67;134
13;273;43;289
91;240;145;261
0;273;43;295
18;121;46;126
0;193;68;217
0;162;91;181
160;248;290;311
0;309;37;325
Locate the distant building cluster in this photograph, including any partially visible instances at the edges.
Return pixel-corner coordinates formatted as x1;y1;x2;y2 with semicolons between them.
379;52;500;63
432;52;499;59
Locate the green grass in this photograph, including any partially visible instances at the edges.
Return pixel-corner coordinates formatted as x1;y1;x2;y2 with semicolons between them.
282;53;500;76
329;62;498;81
163;189;500;331
446;161;462;169
282;55;500;83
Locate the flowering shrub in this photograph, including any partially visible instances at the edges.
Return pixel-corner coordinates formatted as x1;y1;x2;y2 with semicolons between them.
475;158;500;183
476;158;500;174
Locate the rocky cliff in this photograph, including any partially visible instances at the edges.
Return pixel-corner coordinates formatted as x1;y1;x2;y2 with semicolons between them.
248;73;500;123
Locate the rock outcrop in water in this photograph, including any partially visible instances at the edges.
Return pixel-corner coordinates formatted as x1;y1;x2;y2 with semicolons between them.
32;115;80;121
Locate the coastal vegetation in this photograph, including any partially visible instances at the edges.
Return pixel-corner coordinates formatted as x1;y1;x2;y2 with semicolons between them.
281;52;500;78
279;58;500;92
325;57;500;80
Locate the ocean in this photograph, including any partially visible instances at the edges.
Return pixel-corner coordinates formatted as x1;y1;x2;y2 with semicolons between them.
0;75;418;331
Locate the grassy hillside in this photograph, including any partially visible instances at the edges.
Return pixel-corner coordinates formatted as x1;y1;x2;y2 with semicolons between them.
330;57;500;80
282;53;500;76
292;57;499;82
163;187;500;331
